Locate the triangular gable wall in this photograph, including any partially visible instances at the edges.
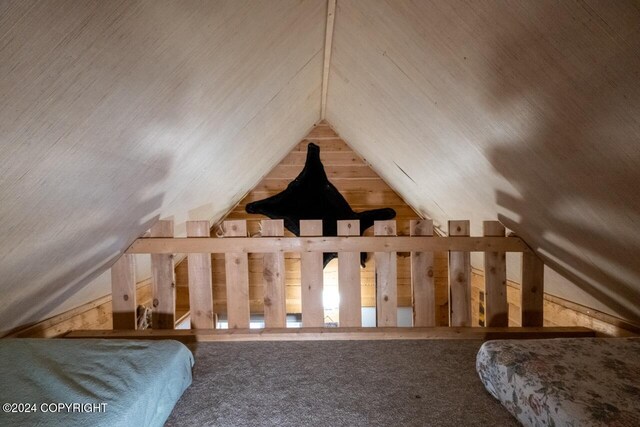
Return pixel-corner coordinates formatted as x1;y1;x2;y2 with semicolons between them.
175;122;451;325
13;121;639;336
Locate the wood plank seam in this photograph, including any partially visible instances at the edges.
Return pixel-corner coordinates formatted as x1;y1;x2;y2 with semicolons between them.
320;0;337;119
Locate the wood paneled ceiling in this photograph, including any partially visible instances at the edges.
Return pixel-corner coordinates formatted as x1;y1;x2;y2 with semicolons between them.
326;0;640;322
0;0;326;334
1;0;639;334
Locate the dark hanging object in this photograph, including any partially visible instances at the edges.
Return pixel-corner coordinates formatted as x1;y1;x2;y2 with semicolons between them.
246;143;396;267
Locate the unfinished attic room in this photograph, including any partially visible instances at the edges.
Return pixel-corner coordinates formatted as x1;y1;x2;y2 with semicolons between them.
2;1;640;426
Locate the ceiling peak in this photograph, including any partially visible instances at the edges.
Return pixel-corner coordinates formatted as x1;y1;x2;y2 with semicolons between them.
320;0;336;120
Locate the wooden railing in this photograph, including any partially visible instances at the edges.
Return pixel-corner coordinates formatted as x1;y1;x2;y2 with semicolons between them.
111;219;544;331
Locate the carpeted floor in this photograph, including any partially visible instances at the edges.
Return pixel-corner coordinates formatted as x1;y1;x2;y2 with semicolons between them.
165;340;519;427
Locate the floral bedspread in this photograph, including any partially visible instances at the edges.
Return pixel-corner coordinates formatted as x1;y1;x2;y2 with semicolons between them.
476;338;640;427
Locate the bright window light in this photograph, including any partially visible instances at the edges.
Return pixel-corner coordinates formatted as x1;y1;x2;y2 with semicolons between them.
323;287;340;309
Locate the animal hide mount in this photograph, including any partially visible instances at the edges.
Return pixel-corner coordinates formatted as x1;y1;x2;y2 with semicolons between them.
246;142;396;267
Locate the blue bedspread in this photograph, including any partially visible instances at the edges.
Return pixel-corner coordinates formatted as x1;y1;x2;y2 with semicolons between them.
0;338;193;427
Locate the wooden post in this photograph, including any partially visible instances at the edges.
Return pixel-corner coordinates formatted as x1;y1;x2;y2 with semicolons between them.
111;254;137;329
300;220;324;327
522;250;544;326
338;220;361;327
261;220;286;328
375;220;397;326
224;220;250;329
187;221;215;329
150;220;176;329
483;221;508;327
411;220;435;327
448;220;471;327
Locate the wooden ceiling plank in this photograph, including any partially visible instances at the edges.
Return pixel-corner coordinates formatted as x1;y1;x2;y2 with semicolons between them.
320;0;337;119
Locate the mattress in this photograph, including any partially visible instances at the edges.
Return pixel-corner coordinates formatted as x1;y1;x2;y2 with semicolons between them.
0;338;194;427
476;337;640;427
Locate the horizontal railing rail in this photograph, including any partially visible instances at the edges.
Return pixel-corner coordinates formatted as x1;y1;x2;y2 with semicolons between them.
126;236;531;254
110;218;545;333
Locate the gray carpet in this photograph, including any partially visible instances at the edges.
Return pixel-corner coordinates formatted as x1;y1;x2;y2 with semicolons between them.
165;340;519;426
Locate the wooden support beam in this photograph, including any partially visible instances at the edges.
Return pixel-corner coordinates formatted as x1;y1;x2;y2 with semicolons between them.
224;220;250;329
320;0;337;119
411;220;435;327
522;251;545;326
300;220;324;327
483;221;508;327
375;220;397;326
150;220;175;329
6;278;152;338
111;254;136;330
448;221;471;327
127;236;531;254
187;221;215;329
338;220;361;327
66;326;596;343
261;220;286;328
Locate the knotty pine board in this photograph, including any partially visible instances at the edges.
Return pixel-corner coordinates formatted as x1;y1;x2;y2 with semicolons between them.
175;124;449;323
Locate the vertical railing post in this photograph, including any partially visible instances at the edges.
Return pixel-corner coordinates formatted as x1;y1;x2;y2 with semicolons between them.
483;221;508;327
111;254;137;329
375;220;397;326
187;220;215;329
223;220;250;329
300;220;324;327
261;219;286;328
338;220;361;327
410;220;435;327
522;250;544;326
448;220;471;327
150;220;176;329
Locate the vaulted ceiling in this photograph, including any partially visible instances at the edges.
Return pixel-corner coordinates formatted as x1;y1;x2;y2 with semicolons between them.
0;0;325;334
1;0;639;334
326;0;640;323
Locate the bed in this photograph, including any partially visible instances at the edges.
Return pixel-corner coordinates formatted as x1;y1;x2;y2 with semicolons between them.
476;337;640;426
0;338;193;427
